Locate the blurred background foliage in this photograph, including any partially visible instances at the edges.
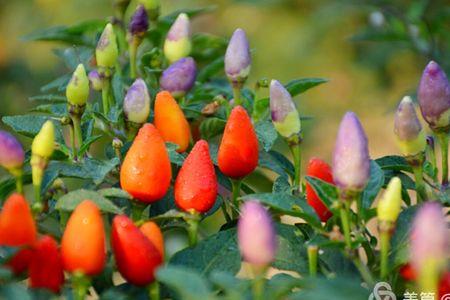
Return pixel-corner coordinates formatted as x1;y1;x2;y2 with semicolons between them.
1;0;449;171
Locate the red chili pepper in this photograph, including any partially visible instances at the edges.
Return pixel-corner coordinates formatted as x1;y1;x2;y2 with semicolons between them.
120;123;172;203
111;215;163;286
61;200;106;276
29;235;64;293
0;193;36;274
218;106;258;179
305;158;333;222
175;140;217;213
140;221;165;260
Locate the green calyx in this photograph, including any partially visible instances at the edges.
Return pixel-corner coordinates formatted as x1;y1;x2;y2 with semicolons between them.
66;64;89;106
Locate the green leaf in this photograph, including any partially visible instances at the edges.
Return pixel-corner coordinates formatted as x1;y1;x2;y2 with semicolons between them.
2;115;64;143
304;176;338;209
0;283;32;300
272;176;291;194
259;150;295;178
56;189;122;214
29;94;66;103
285;78;328;97
78;135;103;156
391;206;418;268
40;73;71;92
273;224;309;274
200;117;226;139
241;193;321;228
30;103;67;117
169;228;240;276
252;97;270;123
166;143;185;166
0;246;19;264
375;155;412;172
156;266;214;300
197;56;225;82
266;273;302;299
98;188;132;199
209;271;249;300
361;161;384;209
255;121;278;152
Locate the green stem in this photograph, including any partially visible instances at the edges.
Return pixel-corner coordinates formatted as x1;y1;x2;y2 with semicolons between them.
186;217;199;247
437;132;449;185
290;142;302;193
148;281;160;300
15;174;23;194
131;201;145;223
252;274;265;300
221;202;232;223
232;86;242;106
427;138;438;182
34;184;41;208
412;165;427;202
102;78;111;115
129;42;137;79
72;115;83;158
72;272;90;300
339;202;352;249
380;230;390;280
231;179;242;219
69;121;77;160
352;256;375;286
307;245;318;277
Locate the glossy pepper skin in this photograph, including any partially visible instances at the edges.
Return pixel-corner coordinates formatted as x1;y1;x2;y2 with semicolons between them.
175;140;217;213
305;158;333;222
0;193;36;274
111;215;163;286
218;106;258;179
29;235;64;293
154;91;191;153
61;200;106;276
140;221;165;260
120;123;172;203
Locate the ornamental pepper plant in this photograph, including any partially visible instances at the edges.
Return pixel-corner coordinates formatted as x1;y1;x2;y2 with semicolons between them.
0;1;449;300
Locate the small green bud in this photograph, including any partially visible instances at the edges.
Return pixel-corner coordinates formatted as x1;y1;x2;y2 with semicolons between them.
32;121;55;159
66;64;89;106
377;177;402;223
96;23;119;68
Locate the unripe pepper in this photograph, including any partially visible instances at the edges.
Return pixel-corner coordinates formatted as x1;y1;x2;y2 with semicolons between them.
394;96;426;156
218;106;258;179
305;158;333;222
418;61;450;131
225;28;251;87
154;91;191;153
61;200;106;276
332;112;370;194
163;13;191;63
377;177;402;223
129;5;148;37
140;221;165;260
0;193;36;274
31;120;55;159
160;57;197;98
269;79;301;142
29;235;64;293
123;78;151;125
88;70;103;91
120;123;172;203
238;201;277;268
0;130;24;172
96;23;119;69
66;64;89;107
175;140;217;213
111;215;163;286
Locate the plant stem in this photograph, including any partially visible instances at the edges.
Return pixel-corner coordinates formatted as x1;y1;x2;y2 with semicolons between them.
69;121;77;160
339;201;352;249
131;201;145;223
129;42;137;79
232;86;242;106
102;78;111;115
231;179;242;219
412;165;427;202
352;256;375;286
426;137;438;182
10;168;23;194
72;272;90;300
252;274;265;300
221;202;232;223
380;230;390;280
148;281;160;300
307;245;318;277
186;216;199;247
290;142;302;193
72;115;83;159
437;132;449;185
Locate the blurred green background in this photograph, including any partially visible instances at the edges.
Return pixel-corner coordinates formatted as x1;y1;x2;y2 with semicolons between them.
1;0;449;167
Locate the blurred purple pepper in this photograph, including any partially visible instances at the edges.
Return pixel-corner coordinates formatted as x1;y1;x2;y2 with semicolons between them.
394;96;426;156
418;61;450;131
411;202;449;292
225;28;251;87
129;5;149;37
269;80;301;141
0;131;24;172
163;13;191;63
332;112;370;193
238;201;277;268
123;78;150;124
88;70;103;91
160;57;196;97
